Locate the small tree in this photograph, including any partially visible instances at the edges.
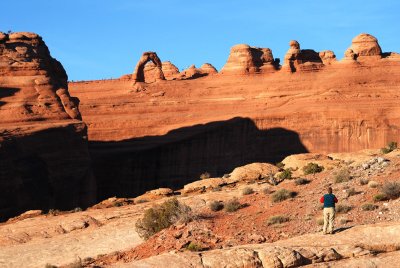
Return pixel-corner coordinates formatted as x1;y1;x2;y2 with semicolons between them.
381;141;397;154
200;172;210;180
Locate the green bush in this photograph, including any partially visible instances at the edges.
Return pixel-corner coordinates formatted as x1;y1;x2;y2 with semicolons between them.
361;203;378;211
271;189;297;203
263;187;273;194
209;201;224;211
303;163;324;175
267;215;289;225
382;182;400;199
373;193;388;202
135;198;192;239
336;204;352;213
186;241;203;251
242;187;254;195
334;168;351;183
276;162;285;169
360;178;369;185
225;198;242;212
381;141;397;154
295;178;310;185
278;169;292;180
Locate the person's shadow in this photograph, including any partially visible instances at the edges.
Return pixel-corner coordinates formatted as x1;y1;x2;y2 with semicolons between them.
333;226;354;234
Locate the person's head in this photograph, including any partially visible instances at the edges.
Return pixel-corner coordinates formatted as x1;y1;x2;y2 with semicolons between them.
328;187;333;194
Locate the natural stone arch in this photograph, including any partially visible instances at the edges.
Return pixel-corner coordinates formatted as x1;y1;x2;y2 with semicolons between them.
132;51;165;82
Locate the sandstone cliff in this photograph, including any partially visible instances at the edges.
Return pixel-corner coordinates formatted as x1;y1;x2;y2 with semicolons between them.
70;33;400;200
0;32;95;220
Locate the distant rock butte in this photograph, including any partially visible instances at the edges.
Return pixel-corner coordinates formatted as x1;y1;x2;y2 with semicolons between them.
0;32;95;220
220;44;278;74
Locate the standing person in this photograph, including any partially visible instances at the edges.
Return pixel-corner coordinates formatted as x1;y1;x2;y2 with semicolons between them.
320;187;338;234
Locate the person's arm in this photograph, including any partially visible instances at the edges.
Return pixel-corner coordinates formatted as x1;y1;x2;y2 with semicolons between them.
334;196;338;203
320;196;324;203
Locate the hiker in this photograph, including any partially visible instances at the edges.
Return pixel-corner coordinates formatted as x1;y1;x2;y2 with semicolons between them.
320;187;338;234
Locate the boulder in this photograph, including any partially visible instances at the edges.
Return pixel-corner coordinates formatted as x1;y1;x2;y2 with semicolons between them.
228;163;279;183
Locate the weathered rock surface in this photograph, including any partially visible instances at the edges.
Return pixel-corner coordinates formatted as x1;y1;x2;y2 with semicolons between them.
124;222;400;267
0;32;95;220
132;51;165;83
220;44;278;74
283;40;324;72
161;61;180;80
200;63;218;75
350;33;382;58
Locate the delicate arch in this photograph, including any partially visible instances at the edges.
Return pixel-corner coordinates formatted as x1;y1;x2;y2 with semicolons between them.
132;51;165;82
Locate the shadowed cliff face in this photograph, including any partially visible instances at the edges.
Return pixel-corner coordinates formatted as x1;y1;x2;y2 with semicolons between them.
0;124;96;221
89;117;308;200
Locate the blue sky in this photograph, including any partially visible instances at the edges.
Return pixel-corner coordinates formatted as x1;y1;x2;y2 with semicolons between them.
2;0;399;81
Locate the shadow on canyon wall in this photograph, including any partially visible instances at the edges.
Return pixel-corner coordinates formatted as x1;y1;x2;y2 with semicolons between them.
89;117;308;201
0;87;19;106
0;125;95;221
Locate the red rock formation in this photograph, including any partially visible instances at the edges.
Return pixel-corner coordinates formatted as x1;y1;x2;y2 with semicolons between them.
70;33;400;201
161;61;180;80
200;63;218;75
132;51;165;83
283;40;324;72
220;44;277;74
350;33;382;58
0;32;95;220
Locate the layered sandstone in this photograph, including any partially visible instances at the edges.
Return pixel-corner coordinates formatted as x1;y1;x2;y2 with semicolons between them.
0;32;95;220
132;51;165;83
220;44;278;74
70;33;400;200
283;40;325;72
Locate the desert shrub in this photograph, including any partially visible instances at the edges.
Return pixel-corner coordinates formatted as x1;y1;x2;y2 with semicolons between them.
48;209;60;216
271;189;297;203
186;241;203;251
263;187;273;195
276;162;285;169
278;168;292;180
211;186;222;192
73;207;82;213
368;181;379;188
339;217;349;224
200;172;210;180
64;260;83;268
373;193;388;202
381;141;397;154
316;217;324;226
135;199;149;204
242;187;254;195
45;264;57;268
346;188;358;197
209;201;224;211
360;178;369;185
295;178;310;185
135;198;192;239
224;198;242;212
267;215;290;225
334;168;351;183
303;163;324;175
336;204;352;213
361;203;378;211
382;182;400;199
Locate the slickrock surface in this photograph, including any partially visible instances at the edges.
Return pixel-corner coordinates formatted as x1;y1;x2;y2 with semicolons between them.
123;222;400;268
70;33;400;200
1;150;400;267
0;32;95;220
